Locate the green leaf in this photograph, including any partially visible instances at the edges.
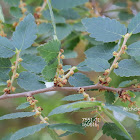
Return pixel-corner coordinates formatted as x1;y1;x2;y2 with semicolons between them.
52;0;88;10
62;94;84;101
63;50;77;59
37;40;61;64
128;12;140;34
10;123;47;140
85;58;110;72
127;41;140;58
103;109;132;140
68;73;93;87
37;23;53;35
12;14;37;50
16;102;30;110
59;131;74;137
0;112;35;120
0;5;4;23
0;58;11;74
105;105;139;121
21;54;46;74
0;36;15;58
60;9;80;20
119;79;138;88
77;61;92;72
56;24;72;40
104;91;115;104
118;11;134;21
48;102;80;116
84;35;104;45
10;7;22;18
42;59;58;81
0;72;9;86
114;59;140;77
17;72;46;91
136;120;140;129
67;101;103;109
102;123;130;140
49;123;85;135
43;10;66;24
82;17;127;42
85;43;118;60
72;22;86;32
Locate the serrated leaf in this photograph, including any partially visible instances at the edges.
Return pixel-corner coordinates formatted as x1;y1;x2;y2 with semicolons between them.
128;12;140;34
68;73;93;87
104;91;115;104
52;0;88;10
0;36;15;58
37;23;53;35
43;10;66;24
102;123;130;140
10;7;22;18
17;72;45;91
62;94;84;101
68;101;102;109
10;123;47;140
0;72;9;86
85;58;110;72
49;123;85;135
63;50;77;59
0;5;4;23
42;59;58;81
0;112;35;120
114;59;140;77
127;41;140;58
0;58;11;73
12;14;37;50
37;40;61;64
73;22;86;32
84;35;104;45
77;61;92;72
82;17;127;42
48;102;80;116
16;102;30;110
103;109;132;140
60;9;80;20
21;54;46;74
85;43;118;60
105;105;139;121
56;24;72;40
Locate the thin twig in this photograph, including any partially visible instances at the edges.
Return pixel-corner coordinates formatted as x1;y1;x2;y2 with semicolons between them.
1;84;140;100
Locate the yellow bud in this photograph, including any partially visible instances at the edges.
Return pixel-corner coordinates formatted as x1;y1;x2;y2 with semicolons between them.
113;62;118;69
106;77;112;83
78;88;85;93
60;55;65;59
113;51;118;57
11;86;16;92
18;58;23;62
15;73;19;78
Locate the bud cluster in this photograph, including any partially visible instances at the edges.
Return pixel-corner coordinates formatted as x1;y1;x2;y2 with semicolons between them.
54;49;72;87
19;1;27;14
98;76;112;85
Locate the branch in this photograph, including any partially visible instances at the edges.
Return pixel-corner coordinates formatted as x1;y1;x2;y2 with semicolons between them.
0;84;140;100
